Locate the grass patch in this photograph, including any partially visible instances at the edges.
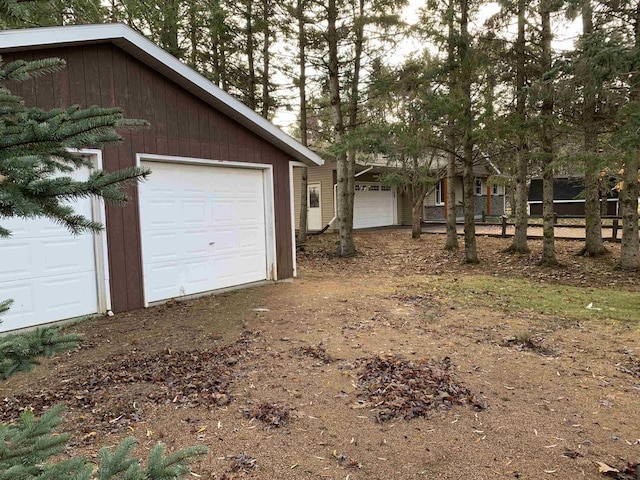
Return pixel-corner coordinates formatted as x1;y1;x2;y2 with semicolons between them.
432;275;640;324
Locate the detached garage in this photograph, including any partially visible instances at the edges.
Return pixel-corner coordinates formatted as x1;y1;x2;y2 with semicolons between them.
0;24;322;332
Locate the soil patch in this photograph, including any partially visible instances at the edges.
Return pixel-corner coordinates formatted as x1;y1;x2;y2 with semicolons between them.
1;230;639;479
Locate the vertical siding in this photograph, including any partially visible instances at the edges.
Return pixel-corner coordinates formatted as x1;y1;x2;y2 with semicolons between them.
6;44;297;312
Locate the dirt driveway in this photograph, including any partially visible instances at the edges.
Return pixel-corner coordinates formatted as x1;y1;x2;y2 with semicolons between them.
1;230;639;479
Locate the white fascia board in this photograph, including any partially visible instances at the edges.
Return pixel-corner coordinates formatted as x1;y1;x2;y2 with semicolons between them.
0;24;324;167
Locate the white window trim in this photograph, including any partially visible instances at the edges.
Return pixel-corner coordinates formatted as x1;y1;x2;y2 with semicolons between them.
68;148;112;315
435;180;445;206
475;178;483;196
135;153;278;307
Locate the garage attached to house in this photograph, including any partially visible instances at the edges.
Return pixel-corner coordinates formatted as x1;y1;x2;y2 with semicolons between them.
0;24;322;332
353;182;397;229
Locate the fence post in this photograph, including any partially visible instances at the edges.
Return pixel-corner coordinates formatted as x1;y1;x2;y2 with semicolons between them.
482;210;486;222
501;215;507;238
553;212;558;226
612;219;619;241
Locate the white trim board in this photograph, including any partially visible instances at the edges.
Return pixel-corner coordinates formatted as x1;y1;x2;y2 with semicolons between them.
0;24;323;168
135;153;278;307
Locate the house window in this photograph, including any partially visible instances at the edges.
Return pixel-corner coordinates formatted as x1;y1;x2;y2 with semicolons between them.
492;184;500;196
475;178;483;196
435;180;444;206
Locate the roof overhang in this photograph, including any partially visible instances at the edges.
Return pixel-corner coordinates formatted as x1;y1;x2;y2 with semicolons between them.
0;24;323;167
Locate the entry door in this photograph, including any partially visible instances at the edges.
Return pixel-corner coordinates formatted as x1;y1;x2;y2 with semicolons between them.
307;183;322;230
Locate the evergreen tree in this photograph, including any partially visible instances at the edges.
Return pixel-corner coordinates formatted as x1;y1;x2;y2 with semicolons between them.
0;405;207;479
0;57;149;238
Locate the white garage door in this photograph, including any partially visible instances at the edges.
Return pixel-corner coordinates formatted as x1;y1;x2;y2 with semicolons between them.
0;173;100;332
139;161;268;304
353;183;396;229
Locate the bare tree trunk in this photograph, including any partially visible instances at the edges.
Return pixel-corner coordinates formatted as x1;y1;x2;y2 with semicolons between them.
160;0;180;58
261;0;270;119
342;0;365;250
619;3;640;270
460;0;478;263
412;200;422;239
188;3;198;69
507;0;530;253
539;0;557;266
581;0;606;257
445;0;459;250
328;0;355;256
619;155;639;269
296;0;309;246
246;0;257;110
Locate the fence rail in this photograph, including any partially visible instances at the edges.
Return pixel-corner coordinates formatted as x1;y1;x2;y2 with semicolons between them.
481;214;626;241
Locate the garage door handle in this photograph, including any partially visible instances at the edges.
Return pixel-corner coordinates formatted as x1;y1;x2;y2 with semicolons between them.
209;242;215;245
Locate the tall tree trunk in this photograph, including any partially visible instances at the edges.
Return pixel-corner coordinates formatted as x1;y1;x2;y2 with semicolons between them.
261;0;270;119
581;0;606;257
160;0;180;58
539;0;557;266
412;198;423;239
411;158;425;239
328;0;355;256
620;3;640;270
296;0;309;246
343;0;365;248
246;0;257;110
188;3;198;69
620;155;639;269
460;0;478;263
508;0;530;253
445;0;459;250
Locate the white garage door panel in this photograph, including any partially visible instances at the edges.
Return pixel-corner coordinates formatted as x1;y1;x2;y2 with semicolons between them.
353;184;396;229
0;181;99;332
139;161;268;304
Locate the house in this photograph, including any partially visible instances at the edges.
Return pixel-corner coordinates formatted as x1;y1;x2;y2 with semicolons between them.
0;24;323;332
293;157;504;231
528;177;619;216
292;160;410;231
422;163;506;221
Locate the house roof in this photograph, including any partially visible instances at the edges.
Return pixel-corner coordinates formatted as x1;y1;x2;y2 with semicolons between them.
0;23;323;167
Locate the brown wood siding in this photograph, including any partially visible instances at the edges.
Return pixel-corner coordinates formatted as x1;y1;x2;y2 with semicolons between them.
3;44;294;313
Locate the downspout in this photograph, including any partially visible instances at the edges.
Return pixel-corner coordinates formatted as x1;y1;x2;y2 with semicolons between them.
312;165;374;235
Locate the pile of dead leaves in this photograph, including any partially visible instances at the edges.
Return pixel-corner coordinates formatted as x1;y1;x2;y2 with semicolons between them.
617;361;640;379
0;336;256;433
243;401;293;429
294;344;332;364
501;333;557;357
355;356;485;422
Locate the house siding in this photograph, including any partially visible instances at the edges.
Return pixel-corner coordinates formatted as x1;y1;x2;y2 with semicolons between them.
293;162;336;230
4;44;295;313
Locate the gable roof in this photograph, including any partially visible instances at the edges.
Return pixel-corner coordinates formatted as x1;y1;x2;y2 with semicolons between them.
0;23;323;167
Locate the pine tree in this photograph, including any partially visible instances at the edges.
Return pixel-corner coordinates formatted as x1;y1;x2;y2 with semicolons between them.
0;57;149;238
0;56;148;362
0;405;207;479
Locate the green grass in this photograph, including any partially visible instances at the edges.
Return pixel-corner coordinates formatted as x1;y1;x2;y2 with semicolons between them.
432;275;640;325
